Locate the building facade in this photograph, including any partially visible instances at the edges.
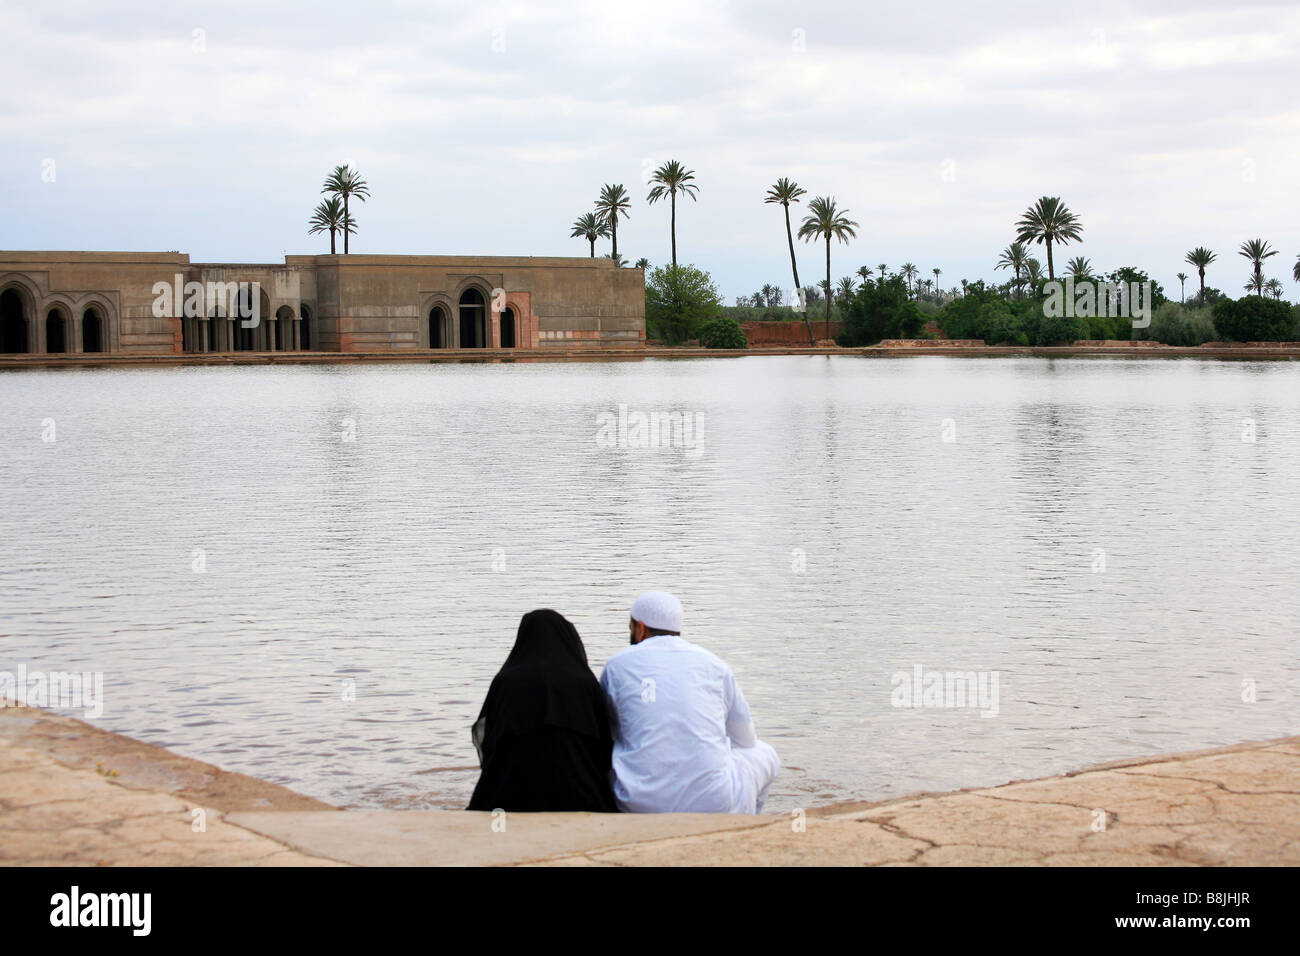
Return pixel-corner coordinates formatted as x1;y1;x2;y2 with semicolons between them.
0;252;645;354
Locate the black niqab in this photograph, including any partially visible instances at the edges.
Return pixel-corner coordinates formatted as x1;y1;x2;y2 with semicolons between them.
466;609;617;812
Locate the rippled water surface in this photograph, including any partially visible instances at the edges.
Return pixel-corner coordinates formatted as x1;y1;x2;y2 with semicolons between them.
2;356;1298;810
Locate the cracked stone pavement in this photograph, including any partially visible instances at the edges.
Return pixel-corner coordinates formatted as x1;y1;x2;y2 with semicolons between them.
3;705;1295;866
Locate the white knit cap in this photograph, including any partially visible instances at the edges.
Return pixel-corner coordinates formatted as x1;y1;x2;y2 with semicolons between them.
630;591;683;633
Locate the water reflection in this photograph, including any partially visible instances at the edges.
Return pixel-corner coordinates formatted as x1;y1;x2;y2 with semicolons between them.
1;357;1297;810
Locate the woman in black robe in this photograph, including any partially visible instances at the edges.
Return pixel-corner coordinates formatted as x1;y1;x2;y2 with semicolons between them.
466;609;618;812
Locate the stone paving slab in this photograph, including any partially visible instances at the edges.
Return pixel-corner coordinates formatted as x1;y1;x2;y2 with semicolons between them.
225;810;772;866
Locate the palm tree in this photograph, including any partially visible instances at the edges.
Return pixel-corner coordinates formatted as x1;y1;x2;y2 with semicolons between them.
1264;278;1283;300
856;265;873;287
603;252;628;268
1184;247;1217;300
1294;254;1300;283
836;276;856;301
1015;196;1082;280
1238;239;1278;295
634;257;650;270
594;184;631;260
902;262;918;298
1025;258;1043;288
798;196;859;340
1065;256;1093;279
995;242;1028;299
308;196;350;255
1176;272;1188;303
932;267;942;293
877;263;887;280
765;178;812;345
570;212;610;257
321;165;369;254
647;160;698;268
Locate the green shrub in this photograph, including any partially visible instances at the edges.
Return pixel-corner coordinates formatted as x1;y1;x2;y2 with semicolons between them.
698;317;748;349
1212;295;1293;342
1036;314;1089;345
1135;303;1216;346
645;264;722;345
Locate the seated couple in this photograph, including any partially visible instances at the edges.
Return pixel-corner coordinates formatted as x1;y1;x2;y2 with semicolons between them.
467;591;780;814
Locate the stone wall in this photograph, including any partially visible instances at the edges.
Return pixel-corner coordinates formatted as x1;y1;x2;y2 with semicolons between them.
0;251;645;355
742;320;845;345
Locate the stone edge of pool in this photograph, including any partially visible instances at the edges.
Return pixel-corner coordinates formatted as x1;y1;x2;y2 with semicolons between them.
2;703;1297;866
2;343;1300;368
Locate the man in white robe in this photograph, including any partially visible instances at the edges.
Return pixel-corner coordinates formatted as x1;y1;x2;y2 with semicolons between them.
599;591;780;813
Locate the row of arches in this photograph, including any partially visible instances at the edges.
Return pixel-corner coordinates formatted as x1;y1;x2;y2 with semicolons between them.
427;289;518;349
178;301;314;353
1;289;108;353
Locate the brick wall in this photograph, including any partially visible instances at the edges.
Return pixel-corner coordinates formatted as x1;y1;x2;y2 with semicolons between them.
741;320;845;345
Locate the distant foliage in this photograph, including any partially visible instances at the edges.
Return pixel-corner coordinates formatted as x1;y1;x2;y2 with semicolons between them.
837;275;923;345
1134;303;1217;346
1212;295;1294;342
698;317;749;349
645;264;722;345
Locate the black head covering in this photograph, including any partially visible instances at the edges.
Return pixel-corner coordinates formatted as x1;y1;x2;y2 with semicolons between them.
467;610;617;812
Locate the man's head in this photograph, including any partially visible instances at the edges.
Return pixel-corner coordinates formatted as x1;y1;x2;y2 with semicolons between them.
628;590;683;645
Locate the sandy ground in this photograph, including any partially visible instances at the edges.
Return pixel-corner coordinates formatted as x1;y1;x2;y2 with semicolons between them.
2;704;1296;866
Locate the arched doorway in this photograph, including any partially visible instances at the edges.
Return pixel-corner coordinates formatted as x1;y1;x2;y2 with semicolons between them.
232;288;255;351
430;306;448;348
1;289;28;353
82;307;103;352
500;308;516;348
275;306;294;351
458;289;485;348
300;304;312;350
46;309;68;353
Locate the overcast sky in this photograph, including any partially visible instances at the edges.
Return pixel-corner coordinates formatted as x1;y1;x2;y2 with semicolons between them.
2;0;1297;301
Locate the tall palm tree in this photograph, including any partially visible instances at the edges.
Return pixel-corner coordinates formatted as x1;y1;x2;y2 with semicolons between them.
1065;256;1093;279
1176;272;1188;303
764;181;806;287
321;165;369;254
570;212;610;257
764;178;812;345
1015;196;1082;280
1294;254;1300;283
1184;247;1217;300
1264;278;1283;300
902;262;918;298
836;276;856;301
1238;239;1278;295
308;196;350;255
995;242;1028;299
932;267;942;294
877;263;887;280
856;265;873;287
594;184;631;260
797;196;859;340
646;160;698;268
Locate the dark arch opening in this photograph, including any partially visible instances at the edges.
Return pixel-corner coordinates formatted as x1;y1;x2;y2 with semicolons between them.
46;309;67;353
82;307;103;353
300;304;312;350
430;306;447;349
500;307;516;348
275;306;294;351
232;288;255;351
1;289;28;353
458;289;485;348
